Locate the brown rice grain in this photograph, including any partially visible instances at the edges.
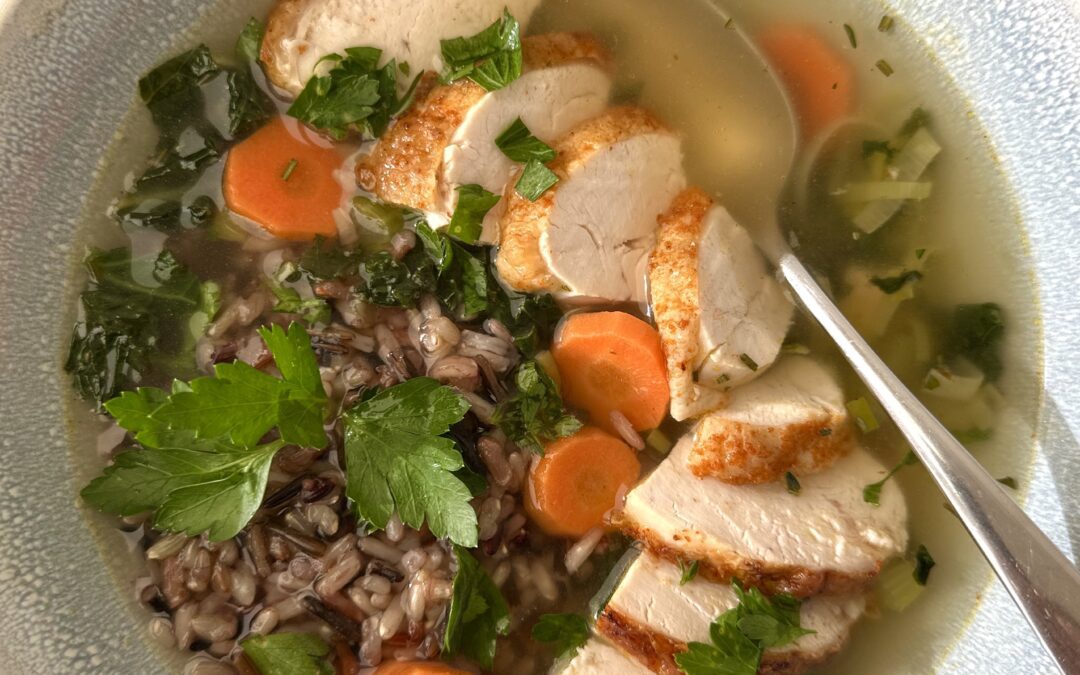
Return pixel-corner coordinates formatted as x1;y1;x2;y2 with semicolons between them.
147;533;188;561
358;537;403;564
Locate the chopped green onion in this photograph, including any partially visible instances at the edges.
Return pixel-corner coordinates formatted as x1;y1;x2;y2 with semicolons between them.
863;451;917;505
724;17;735;29
852;126;942;233
645;428;673;456
913;545;935;585
785;472;802;495
876;59;895;76
997;476;1019;490
678;559;699;585
841;181;933;202
781;341;810;355
281;158;299;181
843;24;858;48
739;353;759;372
876;557;925;611
878;15;895;32
915;248;927;259
846;397;880;433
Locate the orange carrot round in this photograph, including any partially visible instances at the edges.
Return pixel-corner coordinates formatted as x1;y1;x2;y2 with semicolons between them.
525;427;641;538
551;311;669;434
372;661;470;674
223;115;346;241
757;24;855;141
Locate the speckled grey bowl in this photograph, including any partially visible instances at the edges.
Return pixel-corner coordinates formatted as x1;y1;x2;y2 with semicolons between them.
0;0;1077;672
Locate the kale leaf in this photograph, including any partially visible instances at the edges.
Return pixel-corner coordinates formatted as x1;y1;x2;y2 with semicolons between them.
950;303;1005;381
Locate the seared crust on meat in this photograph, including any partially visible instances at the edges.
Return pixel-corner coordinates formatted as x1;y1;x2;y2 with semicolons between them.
261;0;307;94
496;105;672;292
690;410;854;484
648;187;728;419
355;33;612;213
597;607;845;675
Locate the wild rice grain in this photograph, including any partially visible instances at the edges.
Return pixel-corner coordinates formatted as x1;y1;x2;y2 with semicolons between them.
211;561;232;595
427;578;453;602
305;504;339;538
378;597;406;639
385;513;405;543
272;596;306;621
148;617;175;648
359;574;392;596
358;537;403;564
217;540;239;566
174;602;197;650
565;527;605;575
207;640;235;658
478;436;512;487
230;567;257;607
400;549;428;575
247;525;272;578
610;410;646;450
187;549;212;593
404;576;427;621
316;551;362;597
531;558;559;602
183;657;237;675
360;617;383;666
370;592;392;610
161;556;191;609
191;614;237;643
492;561;512;589
478;497;502;541
249;608;279;636
346;585;378;615
501;513;527;540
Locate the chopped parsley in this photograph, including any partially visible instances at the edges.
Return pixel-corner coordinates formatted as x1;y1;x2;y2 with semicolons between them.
863;451;918;506
843;24;858;49
241;633;333;675
785;472;802;495
448;184;501;243
445;546;511;668
879;15;895;32
281;158;299;181
495;117;557;163
532;613;591;658
440;9;523;91
913;545;935;585
515;159;560;201
343;378;478;546
675;583;814;675
494;360;583;454
846;397;880;433
739;353;759;372
679;559;700;585
876;59;895;77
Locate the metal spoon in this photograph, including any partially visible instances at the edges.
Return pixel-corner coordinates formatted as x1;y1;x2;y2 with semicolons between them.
717;14;1080;674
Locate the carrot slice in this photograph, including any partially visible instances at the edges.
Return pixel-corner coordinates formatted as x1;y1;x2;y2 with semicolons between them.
551;311;669;434
757;23;855;140
372;662;469;674
223;115;346;241
525;427;641;538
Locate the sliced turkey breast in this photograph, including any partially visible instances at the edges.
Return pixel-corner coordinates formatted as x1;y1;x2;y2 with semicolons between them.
688;356;854;484
612;435;908;598
497;106;686;303
262;0;542;96
596;551;866;675
355;33;613;241
649;188;794;421
561;638;653;675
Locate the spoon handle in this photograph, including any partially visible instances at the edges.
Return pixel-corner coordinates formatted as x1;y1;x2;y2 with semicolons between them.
778;252;1080;674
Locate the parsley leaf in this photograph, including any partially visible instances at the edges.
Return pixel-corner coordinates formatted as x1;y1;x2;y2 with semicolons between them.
415;223;492;320
270;284;332;326
675;584;814;675
445;546;511;668
288;47;420;140
440;9;523;91
487;280;563;358
532;613;590;658
65;248;201;407
343;378;477;546
679;559;700;585
242;633;333;675
448;184;501;244
863;450;918;505
495;117;556;163
358;244;438;308
870;270;923;294
152;323;328;448
515;159;560;201
494;360;582;454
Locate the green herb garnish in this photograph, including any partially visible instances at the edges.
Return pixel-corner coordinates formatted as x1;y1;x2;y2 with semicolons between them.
913;545;935;585
863;451;917;506
440;9;523;91
299;235;359;280
288;47;420;140
448;184;501;243
870;270;923;294
950;303;1005;381
843;24;858;48
515;159;560;201
236;18;265;64
532;613;591;658
343;378;478;546
679;559;700;585
846;397;880;433
445;546;511;668
270;285;331;326
241;632;333;675
785;472;802;495
878;15;895;32
739;353;760;372
495;117;557;163
494;360;583;454
675;583;814;675
281;159;299;181
876;59;894;76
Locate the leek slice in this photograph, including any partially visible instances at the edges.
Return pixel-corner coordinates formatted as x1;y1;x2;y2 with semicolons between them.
853;126;942;233
840;180;933;203
877;558;926;612
922;358;985;400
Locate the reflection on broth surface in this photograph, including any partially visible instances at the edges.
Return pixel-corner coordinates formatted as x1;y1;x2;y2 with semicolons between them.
66;0;1041;673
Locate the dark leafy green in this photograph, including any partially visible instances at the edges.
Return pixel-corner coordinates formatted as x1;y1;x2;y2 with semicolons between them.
495;117;556;163
515;159;559;201
445;545;511;668
675;583;814;675
784;472;802;495
227;68;274;138
242;632;333;675
447;184;501;243
679;559;700;585
298;235;360;281
66;248;201;407
270;285;332;326
342;378;477;546
913;544;935;585
287;47;420;140
440;9;523;91
494;360;582;454
950;303;1005;381
416;223;491;319
870;270;923;294
236;18;265;64
532;613;590;658
487;272;562;357
357;246;438;307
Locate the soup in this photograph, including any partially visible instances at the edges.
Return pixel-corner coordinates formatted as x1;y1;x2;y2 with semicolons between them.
65;0;1041;673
